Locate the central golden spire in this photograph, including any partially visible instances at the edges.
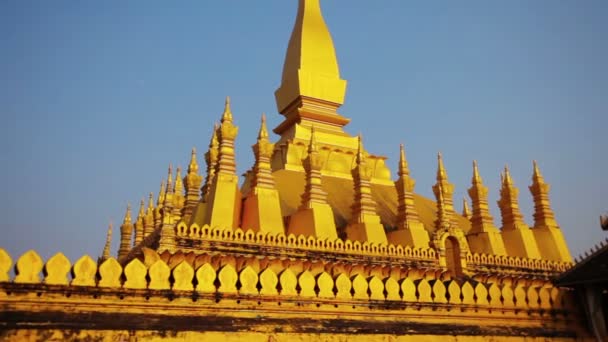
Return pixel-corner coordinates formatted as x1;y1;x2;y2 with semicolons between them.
274;0;349;135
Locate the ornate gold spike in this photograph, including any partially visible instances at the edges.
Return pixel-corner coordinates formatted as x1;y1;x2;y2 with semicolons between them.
258;113;269;140
188;147;199;174
166;164;174;193
201;124;220;200
437;152;447;181
123;203;132;225
398;143;409;177
101;222;113;260
221;96;233;123
389;143;428;248
472;160;482;184
462;198;471;220
174;167;184;195
134;199;145;245
118;204;134;260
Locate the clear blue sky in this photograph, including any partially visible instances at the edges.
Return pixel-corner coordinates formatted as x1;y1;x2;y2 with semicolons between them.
1;1;606;263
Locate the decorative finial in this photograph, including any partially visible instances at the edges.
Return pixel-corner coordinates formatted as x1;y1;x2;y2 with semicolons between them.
437;152;447;181
138;198;145;218
532;160;544;182
188;147;199;174
503;165;514;186
174;166;184;194
472;160;481;184
157;180;166;206
123;203;132;225
166;164;174;192
222;96;233;123
308;126;318;153
101;221;113;260
258;113;269;140
398;143;409;176
462;197;471;219
356;134;364;164
148;192;154;210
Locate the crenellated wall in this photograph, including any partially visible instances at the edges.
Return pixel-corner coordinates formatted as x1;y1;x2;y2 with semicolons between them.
0;248;591;341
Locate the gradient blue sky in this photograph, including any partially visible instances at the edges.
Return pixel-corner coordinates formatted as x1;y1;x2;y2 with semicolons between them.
1;1;606;262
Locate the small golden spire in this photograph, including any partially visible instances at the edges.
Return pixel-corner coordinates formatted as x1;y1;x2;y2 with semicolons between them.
437;152;448;181
134;198;145;245
148;192;154;211
118;204;134;260
174;166;184;195
504;165;514;186
221;96;233;123
472;160;482;184
157;180;166;206
258;113;269;140
101;222;113;260
356;134;365;165
398;143;410;177
188;147;199;174
462;198;471;219
532;160;544;183
309;126;318;153
123;203;132;225
166;164;174;193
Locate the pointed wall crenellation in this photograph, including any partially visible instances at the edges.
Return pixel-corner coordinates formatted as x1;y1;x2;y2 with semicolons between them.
498;165;541;259
466;161;506;255
388;144;429;248
345;135;387;244
288;126;337;240
242;114;284;235
528;161;572;262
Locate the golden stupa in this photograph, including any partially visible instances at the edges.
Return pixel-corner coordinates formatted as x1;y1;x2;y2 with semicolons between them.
0;1;592;341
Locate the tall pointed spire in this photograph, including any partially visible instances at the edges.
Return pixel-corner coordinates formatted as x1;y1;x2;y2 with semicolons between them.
466;161;506;255
101;222;112;261
117;204;133;261
144;192;155;237
204;98;242;230
183;148;203;222
388;144;428;248
159;165;176;252
462;198;471;220
134;199;145;246
242;114;284;234
172;166;185;221
154;180;166;230
221;96;233;123
345;135;387;244
201;123;220;200
529;160;557;228
299;126;327;207
528;161;572;261
467;161;497;233
432;153;458;229
274;0;349;135
498;165;541;259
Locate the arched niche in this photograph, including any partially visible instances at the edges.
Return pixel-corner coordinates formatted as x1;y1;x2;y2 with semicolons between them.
432;227;470;276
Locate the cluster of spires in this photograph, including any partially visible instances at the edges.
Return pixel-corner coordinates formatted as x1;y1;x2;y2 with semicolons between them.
101;97;567;262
